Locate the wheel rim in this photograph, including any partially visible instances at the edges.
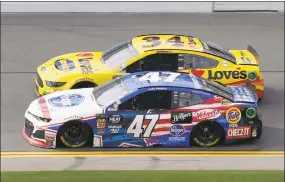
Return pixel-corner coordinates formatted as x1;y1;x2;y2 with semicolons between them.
193;122;221;145
64;123;84;141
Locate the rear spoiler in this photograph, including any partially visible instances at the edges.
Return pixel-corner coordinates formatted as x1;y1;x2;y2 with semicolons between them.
247;45;260;65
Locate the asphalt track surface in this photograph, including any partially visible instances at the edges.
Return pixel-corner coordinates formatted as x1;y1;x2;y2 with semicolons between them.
1;13;284;154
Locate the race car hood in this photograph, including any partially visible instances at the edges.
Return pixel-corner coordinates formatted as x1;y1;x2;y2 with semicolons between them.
37;52;111;80
228;49;259;65
227;86;257;104
26;88;104;122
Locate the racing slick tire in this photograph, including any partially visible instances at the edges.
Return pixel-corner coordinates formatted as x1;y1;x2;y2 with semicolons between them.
57;120;92;148
190;120;224;147
71;81;97;89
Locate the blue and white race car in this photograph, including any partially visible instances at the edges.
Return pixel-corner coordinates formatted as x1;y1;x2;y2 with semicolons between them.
23;71;262;148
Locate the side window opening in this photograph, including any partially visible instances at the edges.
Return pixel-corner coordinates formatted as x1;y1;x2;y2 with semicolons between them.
176;91;205;108
125;53;179;73
181;54;219;69
119;90;173;110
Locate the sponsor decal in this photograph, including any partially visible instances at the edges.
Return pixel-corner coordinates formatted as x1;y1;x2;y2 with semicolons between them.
226;126;251;139
45;132;56;147
169;136;186;141
252;128;257;137
213;95;223;101
226;107;241;124
208;70;247;80
76;53;93;58
191;69;205;77
221;99;231;105
108;115;122;124
169;125;185;136
64;115;83;121
171;112;192;124
48;94;85;107
228;123;239;127
54;59;75;71
108;125;122;129
248;71;257;81
96;114;106;129
79;59;93;73
245;108;257;118
195;109;221;120
110;128;120;133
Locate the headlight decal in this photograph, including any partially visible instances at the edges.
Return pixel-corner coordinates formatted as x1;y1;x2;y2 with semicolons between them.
45;81;66;87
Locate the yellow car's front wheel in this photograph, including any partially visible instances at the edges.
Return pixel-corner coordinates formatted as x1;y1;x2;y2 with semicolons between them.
71;81;97;89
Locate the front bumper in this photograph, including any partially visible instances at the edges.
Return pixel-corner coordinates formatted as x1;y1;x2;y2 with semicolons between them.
23;117;56;149
34;74;55;97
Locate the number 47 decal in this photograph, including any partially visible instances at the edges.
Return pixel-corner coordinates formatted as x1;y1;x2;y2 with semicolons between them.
127;115;159;138
139;72;181;82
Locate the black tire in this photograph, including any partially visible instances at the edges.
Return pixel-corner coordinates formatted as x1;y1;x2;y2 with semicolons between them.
58;120;91;148
71;81;97;89
190;121;224;147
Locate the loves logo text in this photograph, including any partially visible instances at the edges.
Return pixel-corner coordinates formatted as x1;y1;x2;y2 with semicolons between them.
208;70;247;80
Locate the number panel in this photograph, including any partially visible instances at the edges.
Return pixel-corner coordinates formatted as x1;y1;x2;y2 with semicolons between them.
140;35;200;50
138;72;181;83
127;114;160;138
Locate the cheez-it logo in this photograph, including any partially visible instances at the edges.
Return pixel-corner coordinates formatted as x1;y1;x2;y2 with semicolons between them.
227;126;251;139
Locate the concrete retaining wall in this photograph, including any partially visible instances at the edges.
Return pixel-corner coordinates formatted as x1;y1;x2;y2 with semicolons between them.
1;2;284;13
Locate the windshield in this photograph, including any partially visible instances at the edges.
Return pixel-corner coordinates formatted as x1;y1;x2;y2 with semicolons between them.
101;40;139;70
93;78;130;107
200;78;234;101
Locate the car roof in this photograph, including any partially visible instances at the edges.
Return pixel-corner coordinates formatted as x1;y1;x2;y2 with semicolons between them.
121;71;204;91
131;34;205;53
130;34;236;64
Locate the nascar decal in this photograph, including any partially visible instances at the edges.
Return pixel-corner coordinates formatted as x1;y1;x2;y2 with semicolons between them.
48;94;85;107
226;107;241;124
193;109;221;121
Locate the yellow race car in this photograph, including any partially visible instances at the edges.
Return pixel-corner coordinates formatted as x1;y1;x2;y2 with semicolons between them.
35;34;264;100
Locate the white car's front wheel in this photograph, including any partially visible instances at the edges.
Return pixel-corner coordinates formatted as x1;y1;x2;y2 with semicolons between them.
58;120;91;148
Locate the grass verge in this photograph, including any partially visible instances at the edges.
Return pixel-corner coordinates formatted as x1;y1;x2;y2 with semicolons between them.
1;170;284;182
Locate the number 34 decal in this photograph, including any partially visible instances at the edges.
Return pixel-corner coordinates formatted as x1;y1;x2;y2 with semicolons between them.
127;115;159;138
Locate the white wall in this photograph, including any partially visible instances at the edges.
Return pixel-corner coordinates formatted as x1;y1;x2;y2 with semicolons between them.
1;2;284;13
1;2;212;13
213;2;284;12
